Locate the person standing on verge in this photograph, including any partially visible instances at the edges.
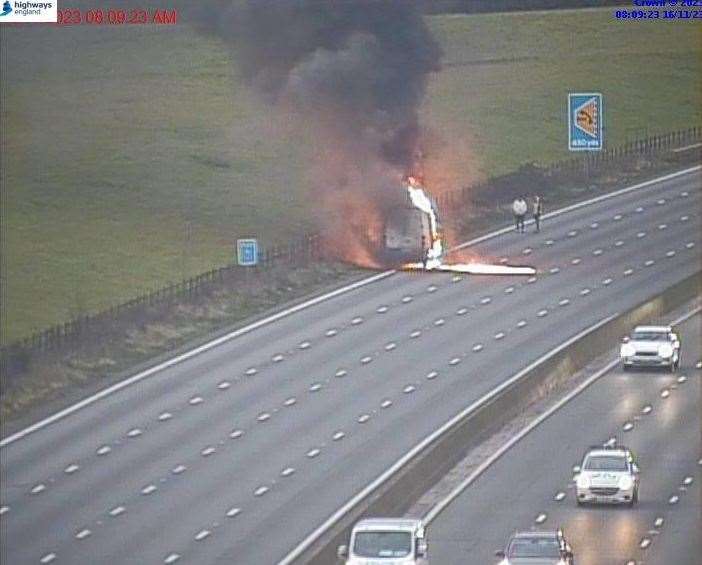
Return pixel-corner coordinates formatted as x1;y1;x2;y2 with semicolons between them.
512;196;527;233
533;195;544;232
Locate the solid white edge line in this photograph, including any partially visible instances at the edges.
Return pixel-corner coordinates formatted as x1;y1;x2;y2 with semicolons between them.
2;165;699;448
421;305;701;526
277;313;618;565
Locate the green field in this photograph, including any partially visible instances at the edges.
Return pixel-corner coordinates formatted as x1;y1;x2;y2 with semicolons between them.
2;8;700;344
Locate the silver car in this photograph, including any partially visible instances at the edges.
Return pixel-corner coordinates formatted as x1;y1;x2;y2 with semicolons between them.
620;325;680;371
495;530;574;565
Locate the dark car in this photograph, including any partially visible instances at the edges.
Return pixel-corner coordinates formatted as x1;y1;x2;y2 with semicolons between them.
495;529;574;564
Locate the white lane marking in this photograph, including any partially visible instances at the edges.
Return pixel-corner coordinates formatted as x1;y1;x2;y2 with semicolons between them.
189;396;204;406
535;513;547;524
0;506;9;515
592;249;603;256
500;257;509;263
590;222;599;229
677;375;687;384
427;285;437;293
40;554;57;564
164;553;181;564
554;492;566;502
614;214;623;221
229;430;244;439
624;268;634;276
226;507;241;518
434;319;445;326
549;267;560;274
335;369;348;378
272;354;284;363
75;528;92;540
257;413;271;422
637;231;646;238
403;385;416;394
217;381;231;391
172;465;187;475
602;278;613;286
615;240;624;247
636;206;644;212
571;258;581;265
385;343;397;351
31;483;46;495
201;446;216;456
683;476;693;486
669;495;679;504
278;312;636;565
306;449;321;459
658;224;667;230
517;320;527;328
12;168;700;451
559;299;570;307
281;467;295;477
357;414;371;423
376;305;389;314
680;215;689;221
452;275;462;283
309;383;322;392
426;371;438;380
64;463;80;474
545;240;554;246
527;277;537;284
580;288;591;296
449;357;461;366
666;250;676;258
284;397;297;407
254;486;270;496
654;517;664;528
361;356;373;365
494;332;505;340
641;403;652;415
640;538;652;549
245;368;257;376
686;242;695;249
657;199;666;205
402;296;413;303
109;505;126;517
127;428;142;438
661;389;671;398
195;529;211;541
410;330;422;338
456;307;468;316
568;230;578;237
537;310;548;317
333;431;346;441
141;484;157;495
480;297;491;305
523;248;532;255
325;329;338;337
504;286;515;294
472;344;484;352
96;445;112;456
381;399;393;409
351;317;364;325
623;422;634;432
299;341;311;350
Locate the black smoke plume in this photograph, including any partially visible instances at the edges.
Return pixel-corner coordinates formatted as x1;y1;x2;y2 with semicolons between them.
192;1;443;265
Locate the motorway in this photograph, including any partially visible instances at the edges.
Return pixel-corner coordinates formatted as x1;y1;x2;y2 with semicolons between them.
0;168;700;564
427;310;701;565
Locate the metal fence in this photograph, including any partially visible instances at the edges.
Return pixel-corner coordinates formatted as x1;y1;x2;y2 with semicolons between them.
1;126;699;370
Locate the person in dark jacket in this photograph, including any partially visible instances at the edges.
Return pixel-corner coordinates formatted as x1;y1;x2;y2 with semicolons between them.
533;195;544;232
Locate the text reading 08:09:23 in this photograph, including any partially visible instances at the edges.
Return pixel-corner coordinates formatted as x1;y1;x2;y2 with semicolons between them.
615;9;702;18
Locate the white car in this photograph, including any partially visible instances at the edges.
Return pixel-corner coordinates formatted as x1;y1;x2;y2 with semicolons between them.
620;325;680;371
575;445;640;506
338;518;428;564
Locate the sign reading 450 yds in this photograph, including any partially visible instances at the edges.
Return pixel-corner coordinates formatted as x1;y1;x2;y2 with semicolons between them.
568;93;604;151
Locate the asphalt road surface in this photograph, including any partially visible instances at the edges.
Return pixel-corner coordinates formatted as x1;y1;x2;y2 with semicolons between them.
427;311;701;565
1;169;700;565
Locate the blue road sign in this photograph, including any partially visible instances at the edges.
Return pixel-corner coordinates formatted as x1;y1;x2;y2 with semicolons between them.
237;238;259;266
568;93;603;151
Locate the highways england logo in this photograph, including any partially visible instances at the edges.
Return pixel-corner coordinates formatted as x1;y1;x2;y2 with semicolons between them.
0;0;57;22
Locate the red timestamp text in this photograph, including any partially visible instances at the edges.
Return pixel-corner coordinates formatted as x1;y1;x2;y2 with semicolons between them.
57;8;178;26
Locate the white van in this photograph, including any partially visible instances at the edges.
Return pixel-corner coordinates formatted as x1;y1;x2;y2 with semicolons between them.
337;518;428;564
